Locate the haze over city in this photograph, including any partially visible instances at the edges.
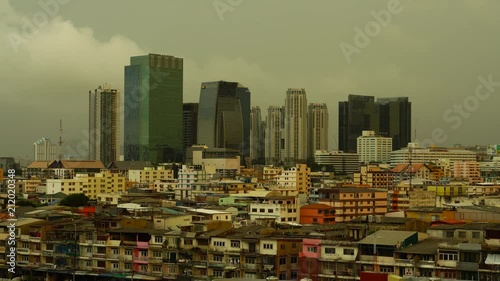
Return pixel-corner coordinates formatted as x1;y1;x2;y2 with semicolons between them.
2;0;500;160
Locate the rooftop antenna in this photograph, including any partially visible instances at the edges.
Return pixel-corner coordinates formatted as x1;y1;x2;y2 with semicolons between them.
58;119;64;160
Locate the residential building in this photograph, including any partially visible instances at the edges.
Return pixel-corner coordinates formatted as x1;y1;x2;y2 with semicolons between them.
314;150;360;174
390;146;477;167
33;137;57;161
89;84;119;166
274;164;311;194
300;204;335;225
186;145;241;178
128;166;174;183
357;130;392;164
284;88;308;165
265;106;285;166
248;193;301;224
318;187;388;222
453;161;482;184
176;164;214;200
357;230;418;274
124;53;183;163
308;103;328;161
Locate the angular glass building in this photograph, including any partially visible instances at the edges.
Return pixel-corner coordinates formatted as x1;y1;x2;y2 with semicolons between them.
338;95;411;153
197;81;247;152
124;54;183;163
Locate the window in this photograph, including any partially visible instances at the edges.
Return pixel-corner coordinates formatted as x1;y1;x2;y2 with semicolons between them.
245;257;255;264
472;231;480;239
263;243;273;250
307;247;317;253
439;251;458;261
153;265;162;272
214;241;225;247
260;208;265;213
344;249;354;255
279;273;287;280
213;255;223;262
214;270;223;277
290;256;298;264
445;231;454;238
325;247;335;254
153;251;162;258
458;231;466;238
184;239;193;245
112;263;119;269
231;241;240;248
280;244;285;250
268;209;274;213
112;248;119;255
154;236;163;243
279;257;286;265
125;249;132;256
251;208;257;212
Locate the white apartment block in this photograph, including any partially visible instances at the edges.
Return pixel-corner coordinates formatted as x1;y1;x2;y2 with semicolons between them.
357;131;392;164
249;196;300;224
390;145;477;167
265;106;285;166
284;88;308;164
308;103;328;160
176;165;215;200
33;137;58;161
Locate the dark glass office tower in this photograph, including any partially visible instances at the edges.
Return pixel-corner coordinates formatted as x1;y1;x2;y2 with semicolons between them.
378;97;412;150
183;103;198;161
197;81;245;152
338;95;411;153
124;54;183;163
338;95;379;153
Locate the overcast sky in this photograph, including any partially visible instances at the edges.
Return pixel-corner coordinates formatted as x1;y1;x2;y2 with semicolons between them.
2;0;500;162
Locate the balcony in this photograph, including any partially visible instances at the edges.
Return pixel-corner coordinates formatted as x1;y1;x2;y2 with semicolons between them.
41;251;53;257
163;258;177;264
458;261;479;271
395;258;414;266
133;256;149;263
94;240;106;246
192;261;207;268
92;253;106;259
208;262;225;268
244;263;257;270
108;254;119;260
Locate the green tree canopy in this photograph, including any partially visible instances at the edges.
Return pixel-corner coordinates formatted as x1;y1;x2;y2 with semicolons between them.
59;193;90;207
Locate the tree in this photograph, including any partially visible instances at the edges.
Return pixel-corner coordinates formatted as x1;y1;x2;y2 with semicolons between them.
17;200;36;207
59;193;90;207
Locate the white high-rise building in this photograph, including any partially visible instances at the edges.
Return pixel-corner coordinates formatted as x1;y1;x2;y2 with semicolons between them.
89;84;119;166
284;88;308;164
265;106;284;166
308;103;329;160
33;138;57;161
357;130;392;164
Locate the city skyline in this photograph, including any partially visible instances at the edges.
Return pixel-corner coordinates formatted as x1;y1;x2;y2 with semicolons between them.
3;1;500;160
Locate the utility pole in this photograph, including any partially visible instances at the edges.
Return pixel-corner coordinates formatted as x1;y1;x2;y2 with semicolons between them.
73;223;77;281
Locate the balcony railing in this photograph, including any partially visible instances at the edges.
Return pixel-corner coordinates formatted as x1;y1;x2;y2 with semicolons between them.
134;256;149;261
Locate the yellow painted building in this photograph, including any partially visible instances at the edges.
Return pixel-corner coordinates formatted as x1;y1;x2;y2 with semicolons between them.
128;167;174;183
427;185;467;197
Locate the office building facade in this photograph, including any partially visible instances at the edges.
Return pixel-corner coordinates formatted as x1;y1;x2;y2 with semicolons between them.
197;81;246;153
339;95;411;153
124;54;183;163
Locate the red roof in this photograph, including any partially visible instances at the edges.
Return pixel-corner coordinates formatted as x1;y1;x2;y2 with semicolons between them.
431;219;467;226
391;163;429;173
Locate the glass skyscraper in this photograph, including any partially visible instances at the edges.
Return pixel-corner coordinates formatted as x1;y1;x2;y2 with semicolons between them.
338;95;411;153
197;81;247;152
124;54;183;163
